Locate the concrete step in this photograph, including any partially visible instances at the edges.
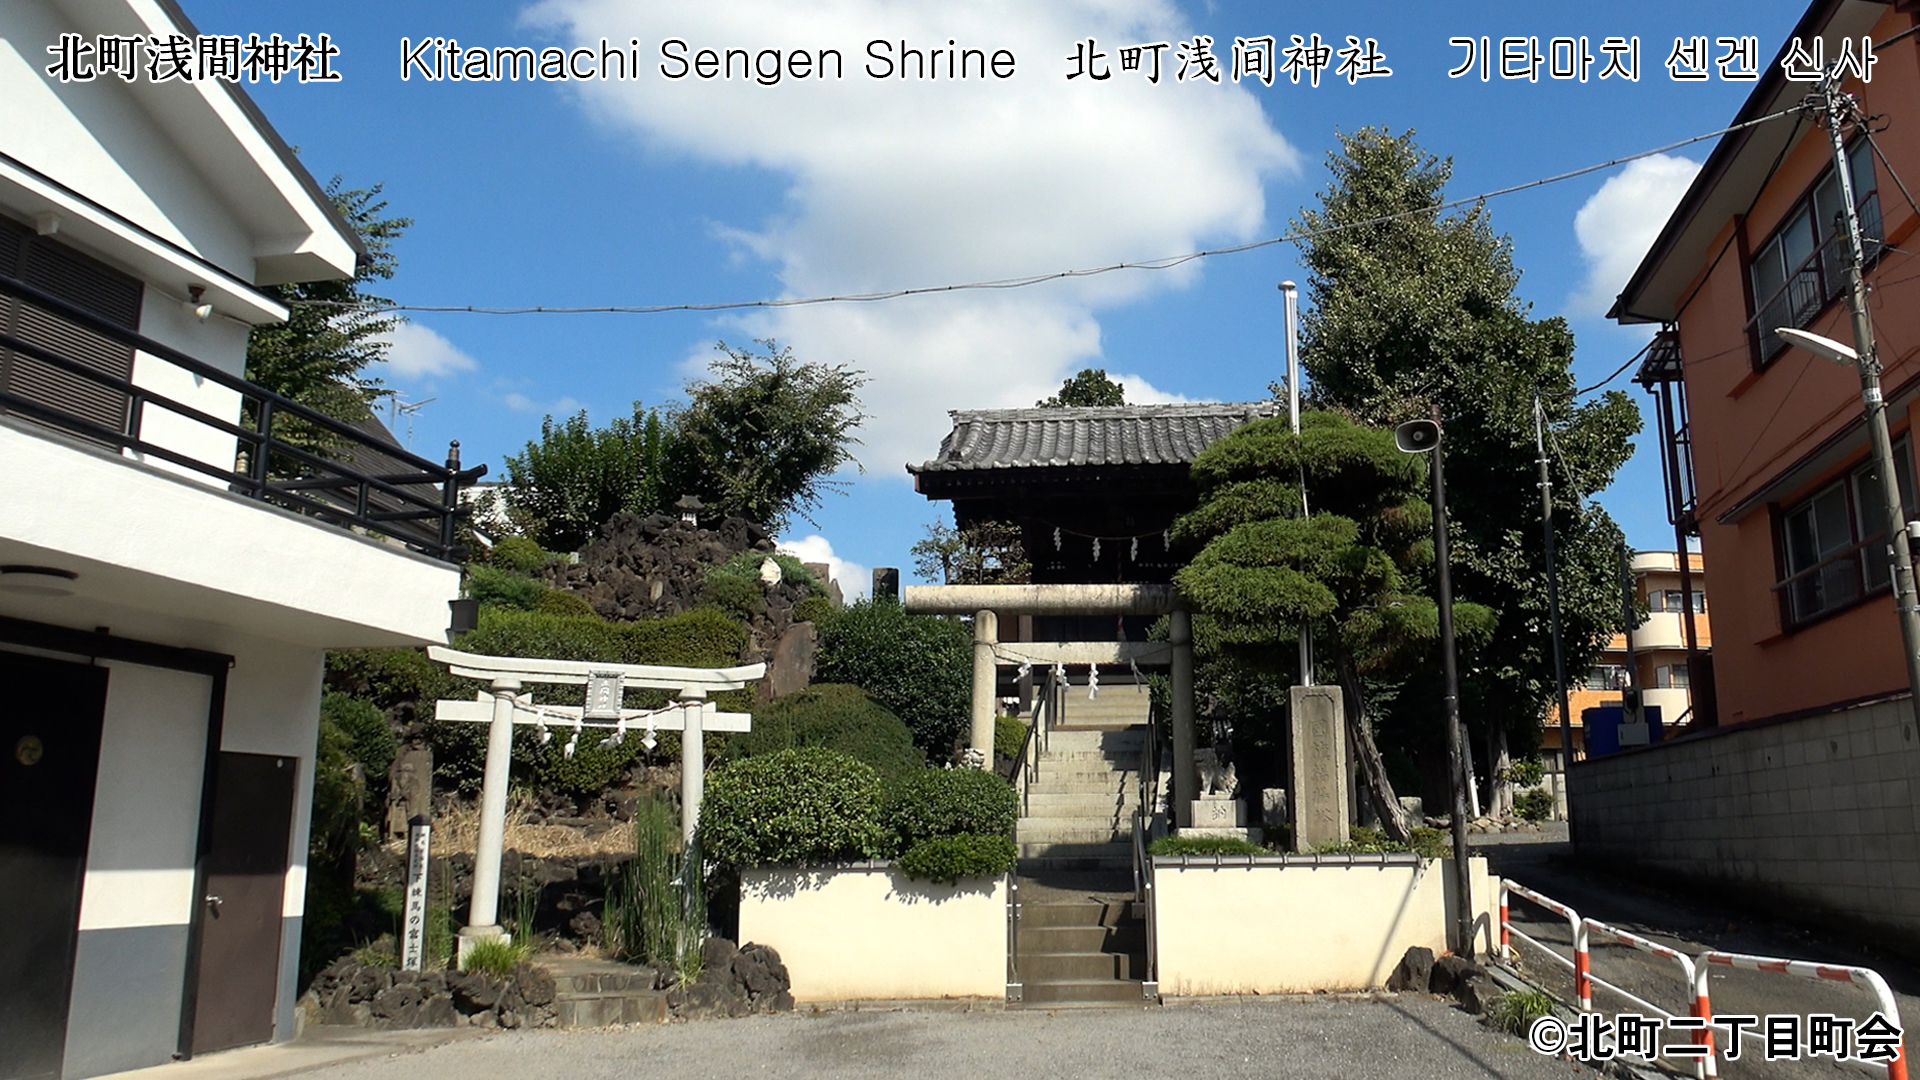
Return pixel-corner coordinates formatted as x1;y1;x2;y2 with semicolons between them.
1016;870;1134;899
542;959;668;1027
1017;951;1147;982
1018;842;1133;871
1017;899;1133;928
1018;826;1130;845
1040;729;1146;752
1017;923;1146;954
1021;791;1136;809
1026;770;1141;788
1035;750;1144;766
1016;979;1154;1007
1019;819;1131;837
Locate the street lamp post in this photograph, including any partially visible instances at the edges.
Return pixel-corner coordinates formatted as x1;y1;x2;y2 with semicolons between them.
1396;414;1475;959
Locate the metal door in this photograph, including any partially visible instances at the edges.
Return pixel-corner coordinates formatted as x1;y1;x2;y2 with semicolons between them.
188;752;295;1055
0;651;108;1080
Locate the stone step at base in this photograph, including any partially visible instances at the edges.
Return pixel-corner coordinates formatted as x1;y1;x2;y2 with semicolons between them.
1017;924;1146;954
544;961;670;1027
1015;899;1133;928
1015;979;1155;1007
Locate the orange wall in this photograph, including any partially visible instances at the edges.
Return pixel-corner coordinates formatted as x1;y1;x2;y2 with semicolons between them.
1676;7;1920;723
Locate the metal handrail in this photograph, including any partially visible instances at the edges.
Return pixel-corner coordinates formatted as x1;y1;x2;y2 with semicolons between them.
0;272;484;560
1133;696;1165;998
1006;669;1059;1003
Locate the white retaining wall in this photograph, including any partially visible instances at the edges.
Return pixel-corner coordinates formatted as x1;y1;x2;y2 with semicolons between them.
1570;696;1920;944
737;865;1006;1002
1154;855;1493;995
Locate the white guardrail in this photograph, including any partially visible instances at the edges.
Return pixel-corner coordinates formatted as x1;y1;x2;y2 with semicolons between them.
1495;878;1908;1080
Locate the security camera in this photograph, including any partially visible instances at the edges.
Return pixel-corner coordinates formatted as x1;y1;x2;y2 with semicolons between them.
1394;419;1441;454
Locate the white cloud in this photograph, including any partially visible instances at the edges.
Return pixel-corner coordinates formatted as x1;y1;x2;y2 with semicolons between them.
525;0;1297;475
503;391;585;415
378;321;479;379
778;534;870;600
1568;154;1701;319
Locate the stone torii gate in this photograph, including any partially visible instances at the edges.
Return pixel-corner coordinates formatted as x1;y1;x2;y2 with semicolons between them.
900;584;1202;825
427;646;764;954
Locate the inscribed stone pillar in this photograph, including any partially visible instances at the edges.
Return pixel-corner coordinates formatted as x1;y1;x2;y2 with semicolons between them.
1170;609;1196;828
1288;684;1350;852
970;610;998;766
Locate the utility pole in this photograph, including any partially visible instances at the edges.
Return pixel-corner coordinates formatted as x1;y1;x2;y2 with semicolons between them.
1814;74;1920;722
1534;395;1575;789
1281;281;1313;686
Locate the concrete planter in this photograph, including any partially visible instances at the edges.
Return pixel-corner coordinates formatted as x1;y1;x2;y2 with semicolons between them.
737;863;1007;1002
1153;853;1493;995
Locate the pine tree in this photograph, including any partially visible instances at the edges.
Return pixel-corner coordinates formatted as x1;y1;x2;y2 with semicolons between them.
1294;128;1639;808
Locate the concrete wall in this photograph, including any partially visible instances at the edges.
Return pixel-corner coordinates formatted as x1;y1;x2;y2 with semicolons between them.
1570;696;1920;945
738;865;1006;1002
1154;856;1493;995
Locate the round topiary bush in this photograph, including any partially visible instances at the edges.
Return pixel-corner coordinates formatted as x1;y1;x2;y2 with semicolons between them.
732;684;924;789
700;748;885;867
814;601;972;760
896;834;1017;884
884;767;1017;853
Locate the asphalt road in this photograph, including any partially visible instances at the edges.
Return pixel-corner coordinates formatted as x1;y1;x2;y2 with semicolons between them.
1481;826;1917;1080
288;997;1590;1080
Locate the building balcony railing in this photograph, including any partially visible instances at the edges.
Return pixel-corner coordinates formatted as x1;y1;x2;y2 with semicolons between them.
0;272;484;563
1629;610;1688;652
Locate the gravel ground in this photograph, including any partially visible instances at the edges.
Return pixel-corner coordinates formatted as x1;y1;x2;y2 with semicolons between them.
291;997;1590;1080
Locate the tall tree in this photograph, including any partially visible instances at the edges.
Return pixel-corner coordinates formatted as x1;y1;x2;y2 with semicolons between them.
501;403;673;551
665;340;867;535
1294;128;1639;803
910;520;1031;584
1172;411;1496;839
245;180;407;424
1037;368;1126;407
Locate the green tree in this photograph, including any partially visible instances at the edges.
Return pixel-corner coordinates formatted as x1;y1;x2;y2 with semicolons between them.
244;180;407;425
1293;128;1639;805
1037;367;1126;407
910;520;1030;584
501;403;673;551
1172;411;1496;839
666;340;867;534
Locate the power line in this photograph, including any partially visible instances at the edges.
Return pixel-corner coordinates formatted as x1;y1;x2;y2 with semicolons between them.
294;106;1803;318
1576;337;1657;396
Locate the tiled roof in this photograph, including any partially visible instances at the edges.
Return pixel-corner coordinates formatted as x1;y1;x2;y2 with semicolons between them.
911;402;1279;473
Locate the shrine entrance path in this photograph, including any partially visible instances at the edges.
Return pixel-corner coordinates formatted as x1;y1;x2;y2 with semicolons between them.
259;996;1580;1080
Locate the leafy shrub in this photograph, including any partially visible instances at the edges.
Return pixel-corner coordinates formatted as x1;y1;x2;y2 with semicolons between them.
535;589;598;618
1514;789;1555;822
1503;757;1545;787
1488;989;1555;1035
794;594;836;625
733;685;923;789
884;767;1017;854
897;834;1017;883
465;563;548;612
702;552;822;618
326;648;471;712
994;715;1029;760
487;536;559;574
701;748;884;867
815;601;972;759
461;935;531;976
1150;835;1265;856
320;692;397;793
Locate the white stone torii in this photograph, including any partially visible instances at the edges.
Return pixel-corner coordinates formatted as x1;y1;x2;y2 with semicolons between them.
900;584;1199;826
426;646;764;953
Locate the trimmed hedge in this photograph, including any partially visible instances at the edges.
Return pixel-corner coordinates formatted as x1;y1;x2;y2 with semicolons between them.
994;715;1028;761
732;684;923;789
486;536;559;574
897;834;1017;884
320;692;396;795
701;748;885;867
884;767;1017;854
464;563;548;612
815;601;971;760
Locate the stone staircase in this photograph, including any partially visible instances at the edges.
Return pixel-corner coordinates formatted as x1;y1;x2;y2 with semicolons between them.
1013;681;1155;1007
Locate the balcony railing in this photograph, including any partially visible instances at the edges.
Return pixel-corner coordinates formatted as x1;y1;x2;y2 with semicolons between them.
1756;192;1882;362
0;272;484;562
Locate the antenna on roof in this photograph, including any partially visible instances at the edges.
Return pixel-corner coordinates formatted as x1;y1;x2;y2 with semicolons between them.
388;396;436;450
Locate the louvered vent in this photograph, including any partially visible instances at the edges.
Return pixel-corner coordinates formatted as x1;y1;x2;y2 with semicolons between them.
0;215;141;441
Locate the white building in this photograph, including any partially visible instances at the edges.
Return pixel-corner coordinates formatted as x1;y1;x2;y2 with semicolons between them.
1;2;472;1077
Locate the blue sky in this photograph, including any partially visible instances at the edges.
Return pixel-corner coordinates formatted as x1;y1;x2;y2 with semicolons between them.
186;0;1815;592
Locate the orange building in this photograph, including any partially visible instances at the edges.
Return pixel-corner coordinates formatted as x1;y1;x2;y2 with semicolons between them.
1545;551;1710;768
1611;0;1920;726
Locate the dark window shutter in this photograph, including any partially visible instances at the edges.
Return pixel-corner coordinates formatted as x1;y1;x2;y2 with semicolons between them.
0;215;142;441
